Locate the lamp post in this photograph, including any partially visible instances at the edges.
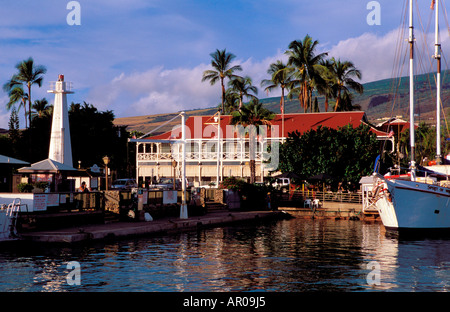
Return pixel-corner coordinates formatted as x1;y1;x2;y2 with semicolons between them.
103;156;110;191
172;159;177;190
180;111;188;219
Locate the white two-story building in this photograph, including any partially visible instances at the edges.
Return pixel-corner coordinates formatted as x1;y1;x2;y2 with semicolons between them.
132;111;390;187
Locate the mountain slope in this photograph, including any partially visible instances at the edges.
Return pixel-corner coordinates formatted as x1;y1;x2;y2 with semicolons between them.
115;70;450;135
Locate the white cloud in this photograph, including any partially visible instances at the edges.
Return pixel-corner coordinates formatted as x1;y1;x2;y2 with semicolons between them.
86;63;221;116
326;30;400;83
0;96;11;130
238;51;288;98
85;51;292;118
327;27;450;83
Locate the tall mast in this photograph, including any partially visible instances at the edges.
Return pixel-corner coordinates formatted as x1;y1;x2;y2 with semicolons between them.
433;0;442;163
409;0;416;180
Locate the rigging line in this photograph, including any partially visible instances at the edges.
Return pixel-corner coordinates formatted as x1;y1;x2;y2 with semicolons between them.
390;1;408;108
415;0;433;75
440;1;450;137
389;0;407;84
439;51;450;138
432;0;450;139
429;62;450;140
382;0;409;161
440;0;450;37
390;16;409;124
413;0;440;124
138;112;182;139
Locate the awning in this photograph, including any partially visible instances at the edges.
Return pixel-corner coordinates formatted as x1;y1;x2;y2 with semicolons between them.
18;158;78;173
0;154;29;165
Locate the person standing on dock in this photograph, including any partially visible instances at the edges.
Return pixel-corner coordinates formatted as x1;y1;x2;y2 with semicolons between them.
266;192;272;210
79;181;89;192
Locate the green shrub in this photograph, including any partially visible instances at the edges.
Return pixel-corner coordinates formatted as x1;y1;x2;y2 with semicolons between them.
17;183;34;193
219;177;246;191
34;182;49;190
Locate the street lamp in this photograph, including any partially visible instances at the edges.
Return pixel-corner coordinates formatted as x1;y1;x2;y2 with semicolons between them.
103;156;110;191
172;159;177;190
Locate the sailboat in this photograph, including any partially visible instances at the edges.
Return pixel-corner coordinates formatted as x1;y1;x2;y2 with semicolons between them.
372;0;450;234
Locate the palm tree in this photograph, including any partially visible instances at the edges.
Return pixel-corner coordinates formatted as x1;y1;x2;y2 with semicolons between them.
261;60;292;114
202;49;242;113
3;57;47;128
228;76;258;110
31;98;52;121
223;88;241;114
329;57;363;111
230;99;275;183
317;58;336;112
285;35;328;113
335;92;361;111
3;85;29;128
261;60;293;138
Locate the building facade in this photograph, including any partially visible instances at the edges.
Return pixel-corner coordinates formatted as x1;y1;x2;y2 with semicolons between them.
133;112;391;187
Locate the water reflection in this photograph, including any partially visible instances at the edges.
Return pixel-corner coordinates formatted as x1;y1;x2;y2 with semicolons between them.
0;218;449;292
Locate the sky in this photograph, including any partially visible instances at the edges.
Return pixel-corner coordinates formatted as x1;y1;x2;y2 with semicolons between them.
0;0;449;129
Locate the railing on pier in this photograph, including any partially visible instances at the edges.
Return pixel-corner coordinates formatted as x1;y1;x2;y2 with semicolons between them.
278;190;362;204
51;191;103;212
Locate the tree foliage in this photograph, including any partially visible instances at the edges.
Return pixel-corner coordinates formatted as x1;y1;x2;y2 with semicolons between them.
278;124;379;189
2;101;132;178
393;122;448;167
230;99;275;183
202;49;242;112
3;57;47;128
69;102;131;177
285;35;328;113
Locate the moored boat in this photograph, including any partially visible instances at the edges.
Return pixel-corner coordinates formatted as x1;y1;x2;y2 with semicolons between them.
372;0;450;235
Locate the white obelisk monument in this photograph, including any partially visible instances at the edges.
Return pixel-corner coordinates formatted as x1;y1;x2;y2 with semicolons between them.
48;74;73;167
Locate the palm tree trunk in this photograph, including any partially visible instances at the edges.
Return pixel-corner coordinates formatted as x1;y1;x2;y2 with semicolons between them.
281;87;285;139
27;83;32;127
325;96;329;112
249;127;256;184
335;89;341;112
22;99;28;129
303;82;308;112
298;93;303;112
308;88;312;113
250;159;256;184
221;77;225;112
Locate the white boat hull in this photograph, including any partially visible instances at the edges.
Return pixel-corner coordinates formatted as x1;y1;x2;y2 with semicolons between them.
375;178;450;232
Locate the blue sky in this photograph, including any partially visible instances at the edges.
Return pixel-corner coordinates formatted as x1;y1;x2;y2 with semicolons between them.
0;0;447;129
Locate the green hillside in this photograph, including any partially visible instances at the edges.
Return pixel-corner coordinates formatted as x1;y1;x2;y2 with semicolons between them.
262;69;450;124
115;70;450;135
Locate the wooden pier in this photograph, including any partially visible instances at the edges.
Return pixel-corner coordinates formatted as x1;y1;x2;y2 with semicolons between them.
18;210;290;244
277;190;379;221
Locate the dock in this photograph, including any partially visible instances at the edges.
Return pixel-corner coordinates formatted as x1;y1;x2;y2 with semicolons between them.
279;202;379;221
18;210;290;244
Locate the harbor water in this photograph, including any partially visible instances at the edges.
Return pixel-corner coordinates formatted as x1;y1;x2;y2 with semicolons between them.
0;217;449;292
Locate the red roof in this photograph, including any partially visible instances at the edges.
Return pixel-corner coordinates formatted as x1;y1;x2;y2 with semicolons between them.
145;112;387;140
